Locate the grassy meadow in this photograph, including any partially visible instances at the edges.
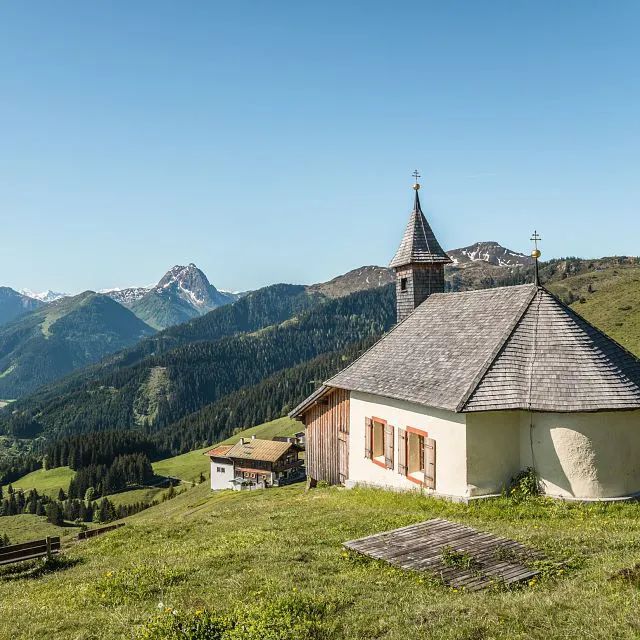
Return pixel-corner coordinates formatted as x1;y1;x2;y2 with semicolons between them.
1;483;640;639
0;513;83;544
1;417;301;545
8;465;74;497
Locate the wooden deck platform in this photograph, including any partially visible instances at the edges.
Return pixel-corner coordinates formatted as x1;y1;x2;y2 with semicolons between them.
344;518;542;591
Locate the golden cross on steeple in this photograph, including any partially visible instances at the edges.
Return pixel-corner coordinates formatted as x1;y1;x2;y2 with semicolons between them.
530;230;542;257
530;230;542;285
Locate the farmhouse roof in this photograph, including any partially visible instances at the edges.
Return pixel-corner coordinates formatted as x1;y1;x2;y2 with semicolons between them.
389;190;452;268
225;438;294;463
204;445;234;458
292;284;640;415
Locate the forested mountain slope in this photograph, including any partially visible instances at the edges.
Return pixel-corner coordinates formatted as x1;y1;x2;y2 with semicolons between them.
0;286;395;441
5;283;320;403
0;293;155;399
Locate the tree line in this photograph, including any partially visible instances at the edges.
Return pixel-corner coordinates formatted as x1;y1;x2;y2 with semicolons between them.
0;481;186;527
44;430;163;470
67;453;154;499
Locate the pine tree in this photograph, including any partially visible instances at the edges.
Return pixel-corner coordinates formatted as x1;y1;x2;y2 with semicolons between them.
45;502;63;526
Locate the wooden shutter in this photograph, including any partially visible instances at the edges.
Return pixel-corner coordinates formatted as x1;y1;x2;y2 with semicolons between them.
424;437;436;489
364;418;373;459
397;428;407;475
384;424;394;469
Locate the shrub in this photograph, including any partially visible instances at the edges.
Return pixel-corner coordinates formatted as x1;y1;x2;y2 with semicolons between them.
135;595;333;640
508;467;540;501
441;546;481;571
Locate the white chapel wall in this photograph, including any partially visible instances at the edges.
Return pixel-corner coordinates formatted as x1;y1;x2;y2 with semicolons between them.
519;410;640;499
348;391;468;497
465;411;520;496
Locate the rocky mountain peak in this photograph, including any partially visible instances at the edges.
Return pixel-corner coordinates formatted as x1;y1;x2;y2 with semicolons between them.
155;263;219;307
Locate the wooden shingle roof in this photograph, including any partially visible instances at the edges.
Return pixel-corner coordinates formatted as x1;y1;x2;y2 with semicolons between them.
316;284;640;414
389;191;452;268
464;287;640;411
225;438;293;463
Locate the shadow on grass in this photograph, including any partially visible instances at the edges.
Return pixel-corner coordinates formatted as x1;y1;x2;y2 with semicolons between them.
0;555;82;581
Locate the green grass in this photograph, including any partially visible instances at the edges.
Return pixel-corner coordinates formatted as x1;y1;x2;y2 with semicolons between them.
6;466;74;498
151;448;211;483
2;484;640;639
106;487;166;508
0;513;82;544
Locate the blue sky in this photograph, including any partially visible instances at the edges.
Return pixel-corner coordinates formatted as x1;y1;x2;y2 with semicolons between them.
1;1;638;293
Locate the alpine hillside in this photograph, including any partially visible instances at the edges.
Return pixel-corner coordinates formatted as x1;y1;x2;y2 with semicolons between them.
0;284;393;447
0;292;155;399
127;263;238;329
0;288;43;328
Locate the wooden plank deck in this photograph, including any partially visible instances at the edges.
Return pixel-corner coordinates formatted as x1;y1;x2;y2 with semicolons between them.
344;518;542;591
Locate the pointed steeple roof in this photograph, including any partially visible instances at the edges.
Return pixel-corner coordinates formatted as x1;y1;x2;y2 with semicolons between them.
389;189;452;269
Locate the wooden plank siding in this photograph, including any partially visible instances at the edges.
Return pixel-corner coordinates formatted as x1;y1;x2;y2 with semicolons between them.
303;388;350;485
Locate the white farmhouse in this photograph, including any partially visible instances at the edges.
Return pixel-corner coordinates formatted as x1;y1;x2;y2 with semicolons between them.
291;180;640;501
206;437;304;491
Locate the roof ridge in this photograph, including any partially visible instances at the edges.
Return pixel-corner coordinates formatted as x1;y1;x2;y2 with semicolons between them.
457;285;539;412
538;285;640;365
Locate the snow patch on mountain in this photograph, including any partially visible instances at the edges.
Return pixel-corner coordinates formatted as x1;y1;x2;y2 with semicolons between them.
19;289;70;303
447;242;532;268
100;286;152;306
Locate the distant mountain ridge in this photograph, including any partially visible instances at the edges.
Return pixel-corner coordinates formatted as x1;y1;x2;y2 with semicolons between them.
309;266;395;298
0;292;155;399
19;289;70;303
448;241;532;267
0;288;44;327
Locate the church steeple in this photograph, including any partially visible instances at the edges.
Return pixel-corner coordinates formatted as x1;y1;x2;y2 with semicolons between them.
390;173;452;323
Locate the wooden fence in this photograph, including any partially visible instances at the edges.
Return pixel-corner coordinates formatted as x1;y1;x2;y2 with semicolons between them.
0;536;61;566
77;522;125;540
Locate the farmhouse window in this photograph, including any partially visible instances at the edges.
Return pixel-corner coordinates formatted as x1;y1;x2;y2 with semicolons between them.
216;467;226;473
365;417;394;469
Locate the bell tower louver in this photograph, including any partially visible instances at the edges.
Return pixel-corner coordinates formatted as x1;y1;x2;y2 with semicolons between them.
389;174;452;323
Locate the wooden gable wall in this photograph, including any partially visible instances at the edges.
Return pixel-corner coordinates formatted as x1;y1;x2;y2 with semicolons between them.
302;388;350;485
